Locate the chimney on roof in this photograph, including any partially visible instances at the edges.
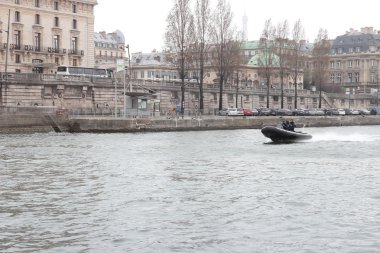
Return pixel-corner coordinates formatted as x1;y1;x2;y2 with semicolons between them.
361;27;376;34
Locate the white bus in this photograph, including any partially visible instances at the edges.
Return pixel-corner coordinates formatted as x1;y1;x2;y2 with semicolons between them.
57;66;113;78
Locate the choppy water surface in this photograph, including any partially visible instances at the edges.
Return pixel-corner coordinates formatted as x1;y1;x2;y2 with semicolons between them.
1;126;380;253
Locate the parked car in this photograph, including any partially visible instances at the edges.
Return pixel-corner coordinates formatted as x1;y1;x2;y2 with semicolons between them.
359;109;371;115
337;109;346;115
306;108;324;116
243;108;254;116
344;108;353;115
275;108;293;116
370;108;378;115
258;108;274;116
251;108;259;116
292;109;306;116
351;109;360;115
218;108;230;116
227;108;244;116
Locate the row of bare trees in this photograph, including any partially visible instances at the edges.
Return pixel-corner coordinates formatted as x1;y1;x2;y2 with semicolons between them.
165;0;241;113
258;19;331;109
166;0;331;112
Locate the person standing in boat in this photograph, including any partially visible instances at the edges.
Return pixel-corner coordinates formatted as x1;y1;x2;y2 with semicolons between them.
289;120;296;131
282;120;290;130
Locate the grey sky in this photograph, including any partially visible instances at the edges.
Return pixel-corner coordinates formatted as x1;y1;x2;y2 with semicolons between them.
95;0;380;53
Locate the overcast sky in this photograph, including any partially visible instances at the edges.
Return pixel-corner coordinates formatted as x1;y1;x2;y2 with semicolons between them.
94;0;380;53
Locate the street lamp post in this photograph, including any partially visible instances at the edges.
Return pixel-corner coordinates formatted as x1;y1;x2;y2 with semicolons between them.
126;44;132;92
0;9;10;106
377;81;379;108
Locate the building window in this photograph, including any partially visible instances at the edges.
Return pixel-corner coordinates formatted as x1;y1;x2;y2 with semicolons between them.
53;35;60;51
15;0;20;4
15;69;21;73
141;71;144;78
15;11;20;22
35;14;40;24
336;61;341;69
330;61;334;69
54;1;59;10
330;73;335;83
54;17;59;27
371;72;376;83
72;19;77;29
337;73;342;83
171;91;179;99
348;73;353;83
371;59;376;67
55;57;59;65
15;54;21;63
35;0;40;7
71;37;78;53
13;30;21;49
348;60;352;68
338;48;342;54
73;59;78;66
355;47;361;53
355;59;360;67
355;72;360;83
34;32;41;51
72;4;77;13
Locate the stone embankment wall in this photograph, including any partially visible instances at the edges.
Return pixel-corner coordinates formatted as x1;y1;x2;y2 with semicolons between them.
1;111;380;133
64;116;380;133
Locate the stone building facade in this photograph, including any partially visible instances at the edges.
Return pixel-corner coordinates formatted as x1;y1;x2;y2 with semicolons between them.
328;27;380;95
0;0;97;74
94;30;126;70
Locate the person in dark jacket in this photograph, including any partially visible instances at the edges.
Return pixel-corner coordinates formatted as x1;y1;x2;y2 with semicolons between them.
282;120;290;130
289;120;296;131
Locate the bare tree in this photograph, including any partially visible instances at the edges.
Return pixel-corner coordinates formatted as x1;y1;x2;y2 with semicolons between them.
289;19;305;109
193;0;211;112
210;0;236;110
312;28;330;108
258;19;276;108
165;0;195;114
274;20;289;109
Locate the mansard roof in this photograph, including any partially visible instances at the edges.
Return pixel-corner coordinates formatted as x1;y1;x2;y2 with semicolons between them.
94;30;125;45
331;32;380;53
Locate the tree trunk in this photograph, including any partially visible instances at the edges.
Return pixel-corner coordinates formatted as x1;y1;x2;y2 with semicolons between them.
319;82;322;108
199;52;204;112
280;75;284;109
218;77;223;110
266;77;270;108
294;70;298;109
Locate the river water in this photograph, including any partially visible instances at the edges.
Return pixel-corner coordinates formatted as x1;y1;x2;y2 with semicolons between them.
1;126;380;253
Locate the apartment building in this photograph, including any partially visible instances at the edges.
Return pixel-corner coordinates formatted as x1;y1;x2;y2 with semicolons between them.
0;0;97;74
329;27;380;94
94;30;126;70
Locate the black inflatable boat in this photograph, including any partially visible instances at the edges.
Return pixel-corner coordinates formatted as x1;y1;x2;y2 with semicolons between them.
261;126;312;143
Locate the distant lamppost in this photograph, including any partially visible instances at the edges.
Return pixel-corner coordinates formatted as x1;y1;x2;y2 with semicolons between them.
346;88;351;109
0;9;10;106
126;44;132;92
377;76;379;107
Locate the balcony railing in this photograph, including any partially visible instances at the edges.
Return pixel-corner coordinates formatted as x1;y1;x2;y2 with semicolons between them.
1;43;83;56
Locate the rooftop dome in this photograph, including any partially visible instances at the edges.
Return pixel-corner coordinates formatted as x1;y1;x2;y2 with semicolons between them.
114;30;125;44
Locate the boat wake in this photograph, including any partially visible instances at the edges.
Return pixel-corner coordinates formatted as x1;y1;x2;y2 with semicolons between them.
310;133;380;142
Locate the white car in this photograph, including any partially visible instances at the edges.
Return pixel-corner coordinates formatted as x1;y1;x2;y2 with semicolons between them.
337;109;346;115
227;108;244;116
